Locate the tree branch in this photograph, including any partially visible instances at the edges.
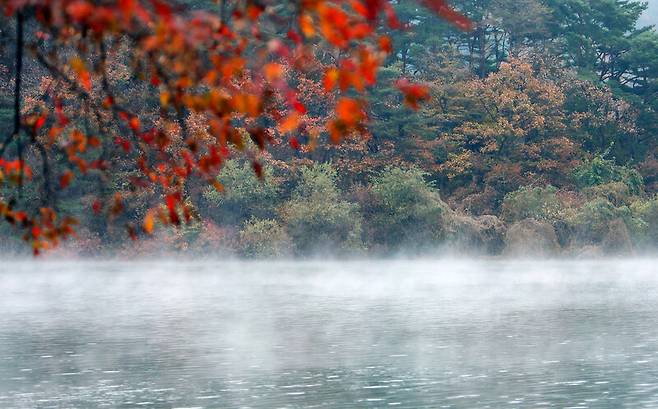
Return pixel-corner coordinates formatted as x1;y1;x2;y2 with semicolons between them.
0;11;24;160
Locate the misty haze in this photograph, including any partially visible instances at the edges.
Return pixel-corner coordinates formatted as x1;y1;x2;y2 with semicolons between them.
2;259;658;408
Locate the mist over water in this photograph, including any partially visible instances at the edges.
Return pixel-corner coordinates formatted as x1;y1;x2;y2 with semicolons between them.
1;259;658;408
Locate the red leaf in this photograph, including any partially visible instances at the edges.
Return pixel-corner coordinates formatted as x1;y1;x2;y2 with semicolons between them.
252;161;263;179
384;3;401;29
14;211;28;223
127;225;137;241
293;100;307;115
59;170;74;188
287;29;302;45
55;98;69;126
34;115;47;132
396;79;431;109
249;128;267;150
152;0;172;20
379;35;393;53
66;0;94;21
92;200;102;214
114;137;131;152
165;194;181;225
289;136;301;150
418;0;472;31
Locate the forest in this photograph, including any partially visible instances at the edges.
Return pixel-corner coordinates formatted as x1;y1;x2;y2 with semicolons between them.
0;0;657;257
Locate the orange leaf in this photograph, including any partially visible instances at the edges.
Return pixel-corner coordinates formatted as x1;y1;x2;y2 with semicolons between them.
80;70;92;92
327;120;345;144
211;180;224;192
379;35;393;53
129;117;141;133
349;23;373;39
232;94;262;117
70;57;92;91
336;98;364;126
88;136;101;148
160;91;170;107
143;212;155;234
299;14;315;38
278;112;301;134
14;211;27;223
263;63;285;82
323;68;339;92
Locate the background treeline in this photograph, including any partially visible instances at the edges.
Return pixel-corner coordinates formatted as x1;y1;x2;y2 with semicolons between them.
1;0;658;256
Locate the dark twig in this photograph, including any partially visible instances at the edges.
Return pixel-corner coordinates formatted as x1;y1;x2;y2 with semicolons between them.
34;141;54;206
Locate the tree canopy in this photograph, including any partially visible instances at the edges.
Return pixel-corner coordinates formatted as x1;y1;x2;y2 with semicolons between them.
0;0;469;253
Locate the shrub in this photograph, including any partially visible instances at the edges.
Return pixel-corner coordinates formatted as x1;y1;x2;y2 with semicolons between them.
631;196;658;245
281;164;363;254
573;156;643;194
583;181;637;207
368;167;450;248
194;221;238;255
501;185;563;222
569;198;645;244
239;218;291;258
201;160;279;226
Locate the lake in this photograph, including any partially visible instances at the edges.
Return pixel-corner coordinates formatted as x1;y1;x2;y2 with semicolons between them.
1;259;658;408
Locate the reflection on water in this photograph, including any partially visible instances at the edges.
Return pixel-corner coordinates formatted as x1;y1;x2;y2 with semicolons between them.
1;259;658;408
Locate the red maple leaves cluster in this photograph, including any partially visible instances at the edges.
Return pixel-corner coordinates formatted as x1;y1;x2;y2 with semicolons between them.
0;0;469;253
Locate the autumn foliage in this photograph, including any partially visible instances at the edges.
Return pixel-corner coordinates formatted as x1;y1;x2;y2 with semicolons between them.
0;0;470;253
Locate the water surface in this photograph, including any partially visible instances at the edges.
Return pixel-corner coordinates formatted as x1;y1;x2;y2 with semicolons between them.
1;259;658;408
